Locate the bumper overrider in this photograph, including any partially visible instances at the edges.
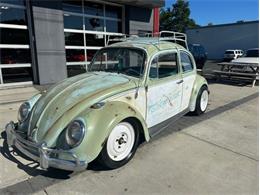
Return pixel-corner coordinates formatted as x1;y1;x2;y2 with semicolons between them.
5;121;88;171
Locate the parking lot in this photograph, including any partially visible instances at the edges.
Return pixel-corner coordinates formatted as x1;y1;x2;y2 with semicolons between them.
0;63;258;194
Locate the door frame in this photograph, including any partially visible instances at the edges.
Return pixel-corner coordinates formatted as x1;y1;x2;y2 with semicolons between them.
145;49;184;129
178;49;197;111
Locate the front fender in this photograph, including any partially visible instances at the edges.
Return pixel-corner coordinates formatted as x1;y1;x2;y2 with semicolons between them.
71;101;149;163
189;74;208;112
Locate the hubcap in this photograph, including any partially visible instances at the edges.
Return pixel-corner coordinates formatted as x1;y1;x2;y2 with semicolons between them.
107;122;135;161
200;90;208;112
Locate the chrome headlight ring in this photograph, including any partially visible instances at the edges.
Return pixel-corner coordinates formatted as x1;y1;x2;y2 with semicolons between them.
18;102;31;123
65;120;85;148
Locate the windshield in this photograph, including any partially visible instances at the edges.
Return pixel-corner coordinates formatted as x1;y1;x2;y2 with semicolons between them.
245;49;259;57
89;47;146;78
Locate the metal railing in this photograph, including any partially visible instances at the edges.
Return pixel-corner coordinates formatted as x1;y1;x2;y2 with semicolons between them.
106;31;188;49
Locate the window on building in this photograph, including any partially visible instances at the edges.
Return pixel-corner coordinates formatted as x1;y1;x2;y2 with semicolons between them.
180;52;194;72
62;1;83;13
85;17;104;31
105;5;122;18
66;49;85;62
0;0;32;85
0;7;27;25
62;0;124;77
86;49;98;62
63;14;83;30
0;49;31;64
0;28;29;44
1;0;25;6
106;20;122;33
149;52;178;79
65;32;84;46
85;34;105;47
84;1;103;16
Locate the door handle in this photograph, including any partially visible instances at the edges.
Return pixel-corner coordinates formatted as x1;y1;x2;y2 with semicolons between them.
176;80;183;84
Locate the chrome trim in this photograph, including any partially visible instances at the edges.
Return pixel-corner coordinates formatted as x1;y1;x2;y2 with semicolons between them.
5;121;88;172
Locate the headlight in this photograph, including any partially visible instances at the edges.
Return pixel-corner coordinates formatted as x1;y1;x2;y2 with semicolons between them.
18;102;30;122
65;120;85;147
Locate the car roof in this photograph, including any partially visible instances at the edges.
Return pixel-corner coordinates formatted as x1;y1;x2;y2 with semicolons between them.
106;38;186;57
247;48;259;51
226;49;241;51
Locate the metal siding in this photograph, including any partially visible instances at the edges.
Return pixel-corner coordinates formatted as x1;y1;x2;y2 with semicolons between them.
32;5;67;85
186;22;259;59
106;0;165;8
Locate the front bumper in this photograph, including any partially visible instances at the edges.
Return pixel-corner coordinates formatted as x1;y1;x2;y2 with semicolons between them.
5;121;87;172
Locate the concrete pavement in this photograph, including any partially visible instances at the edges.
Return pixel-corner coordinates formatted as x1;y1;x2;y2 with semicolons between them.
0;83;258;194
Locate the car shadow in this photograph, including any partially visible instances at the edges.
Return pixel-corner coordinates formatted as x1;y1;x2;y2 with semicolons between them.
206;78;254;87
0;130;72;179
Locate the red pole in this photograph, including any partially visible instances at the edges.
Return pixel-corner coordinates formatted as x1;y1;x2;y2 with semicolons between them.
153;8;160;35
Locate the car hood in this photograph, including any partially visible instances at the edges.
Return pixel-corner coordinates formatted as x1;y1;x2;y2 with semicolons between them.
29;72;136;142
232;57;259;64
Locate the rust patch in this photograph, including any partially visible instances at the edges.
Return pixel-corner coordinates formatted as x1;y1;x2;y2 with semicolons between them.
128;106;136;114
125;96;132;100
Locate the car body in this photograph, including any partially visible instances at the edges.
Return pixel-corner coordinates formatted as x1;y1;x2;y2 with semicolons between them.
231;48;259;64
188;44;207;69
224;49;244;61
5;38;209;171
231;48;259;72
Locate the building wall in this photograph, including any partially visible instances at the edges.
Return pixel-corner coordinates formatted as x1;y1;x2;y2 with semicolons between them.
186;21;259;59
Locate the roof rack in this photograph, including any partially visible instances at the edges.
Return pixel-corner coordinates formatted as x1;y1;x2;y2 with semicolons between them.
106;34;127;45
107;31;188;49
145;31;188;49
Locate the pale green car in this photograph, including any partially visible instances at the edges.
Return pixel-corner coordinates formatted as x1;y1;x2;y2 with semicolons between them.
5;38;209;171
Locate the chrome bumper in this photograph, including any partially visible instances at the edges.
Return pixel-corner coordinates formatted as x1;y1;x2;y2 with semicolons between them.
5;121;87;172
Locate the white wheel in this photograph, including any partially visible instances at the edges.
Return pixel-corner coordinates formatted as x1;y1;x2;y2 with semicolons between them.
200;90;208;112
106;122;135;161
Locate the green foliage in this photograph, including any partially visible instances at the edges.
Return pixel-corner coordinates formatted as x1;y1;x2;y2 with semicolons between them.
160;0;198;32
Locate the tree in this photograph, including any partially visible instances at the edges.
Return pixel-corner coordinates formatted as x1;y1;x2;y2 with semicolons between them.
160;8;174;31
160;0;198;32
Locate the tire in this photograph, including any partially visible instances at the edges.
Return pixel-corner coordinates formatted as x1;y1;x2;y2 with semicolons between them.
193;85;209;115
97;120;140;169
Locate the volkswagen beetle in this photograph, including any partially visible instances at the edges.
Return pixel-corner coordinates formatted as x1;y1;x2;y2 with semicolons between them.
5;38;209;171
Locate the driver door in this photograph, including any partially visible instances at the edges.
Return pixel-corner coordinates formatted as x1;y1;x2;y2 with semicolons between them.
146;51;183;132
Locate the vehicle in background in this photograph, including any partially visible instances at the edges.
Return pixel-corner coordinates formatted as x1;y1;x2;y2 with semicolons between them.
231;48;259;68
223;49;243;61
188;44;207;69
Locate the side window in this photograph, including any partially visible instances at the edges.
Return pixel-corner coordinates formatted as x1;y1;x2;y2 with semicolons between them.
180;52;194;72
149;52;178;79
149;56;158;79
